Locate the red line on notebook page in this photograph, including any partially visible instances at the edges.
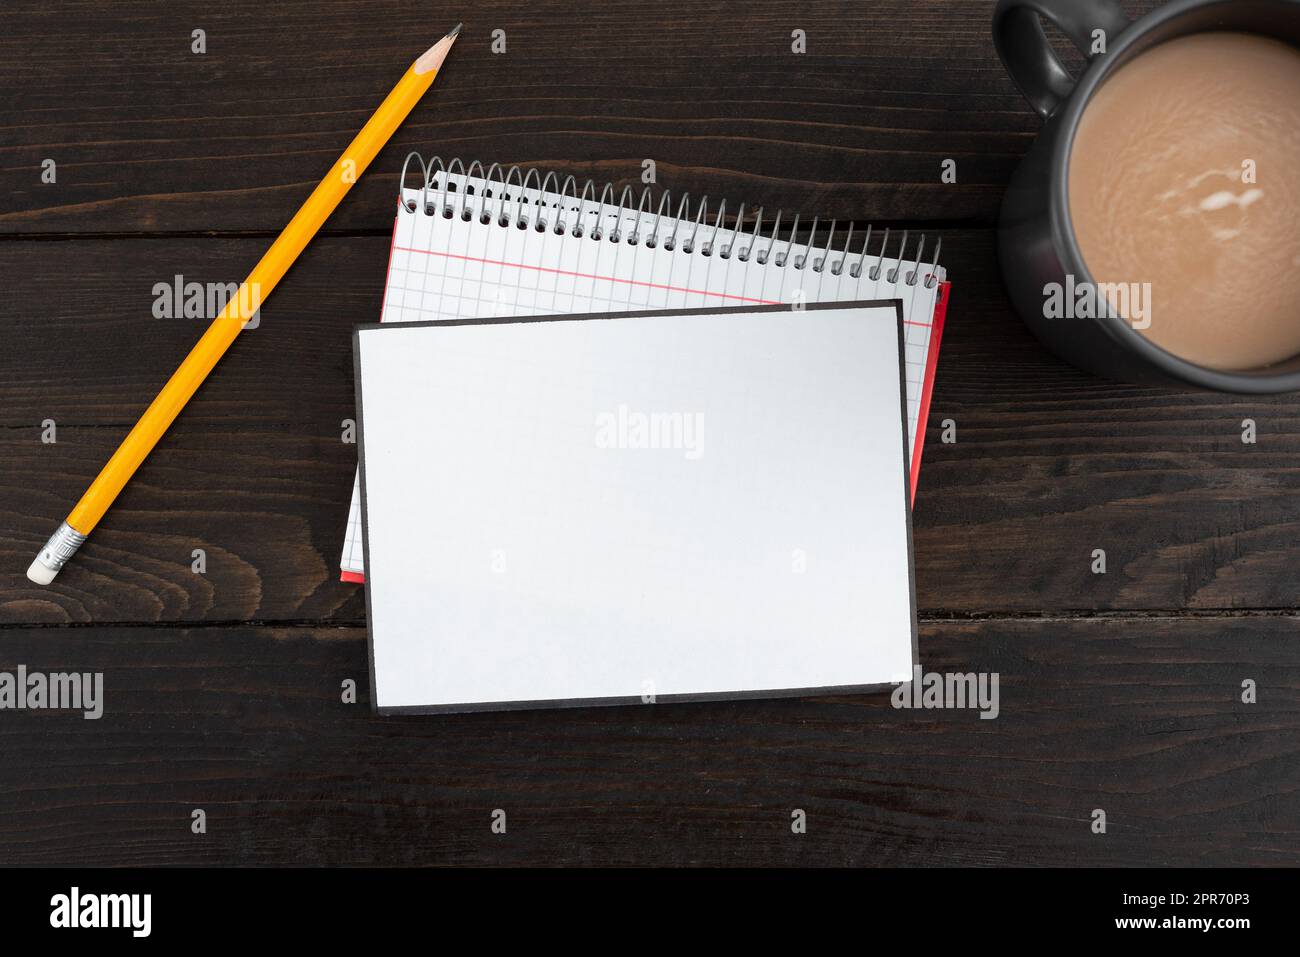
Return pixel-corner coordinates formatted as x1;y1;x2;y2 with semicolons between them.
392;245;934;326
393;245;774;304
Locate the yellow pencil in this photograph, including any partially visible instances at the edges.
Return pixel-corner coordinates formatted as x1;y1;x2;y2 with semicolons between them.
27;24;461;585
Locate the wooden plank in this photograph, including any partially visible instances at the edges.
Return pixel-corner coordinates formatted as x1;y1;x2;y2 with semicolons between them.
0;0;1164;234
0;236;378;624
1;427;367;624
0;617;1294;866
4;232;1299;622
0;237;386;427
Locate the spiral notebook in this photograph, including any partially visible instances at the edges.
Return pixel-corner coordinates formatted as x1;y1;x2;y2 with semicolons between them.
339;156;950;582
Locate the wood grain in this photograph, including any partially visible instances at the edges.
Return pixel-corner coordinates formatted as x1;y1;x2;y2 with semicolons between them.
0;0;1164;234
4;233;1299;623
2;0;1295;869
0;617;1294;866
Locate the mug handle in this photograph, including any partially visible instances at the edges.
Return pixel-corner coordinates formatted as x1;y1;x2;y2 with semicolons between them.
993;0;1131;118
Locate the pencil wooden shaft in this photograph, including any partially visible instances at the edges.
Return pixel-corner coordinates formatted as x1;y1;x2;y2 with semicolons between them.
66;62;441;535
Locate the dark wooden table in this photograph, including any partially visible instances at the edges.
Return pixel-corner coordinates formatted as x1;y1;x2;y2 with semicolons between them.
2;0;1296;867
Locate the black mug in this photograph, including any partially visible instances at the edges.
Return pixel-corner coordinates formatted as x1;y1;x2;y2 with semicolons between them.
994;0;1300;393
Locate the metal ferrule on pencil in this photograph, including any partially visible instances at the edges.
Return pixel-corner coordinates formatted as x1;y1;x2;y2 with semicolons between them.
33;523;87;576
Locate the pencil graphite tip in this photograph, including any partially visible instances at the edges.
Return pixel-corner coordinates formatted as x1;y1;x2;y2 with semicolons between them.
414;23;461;74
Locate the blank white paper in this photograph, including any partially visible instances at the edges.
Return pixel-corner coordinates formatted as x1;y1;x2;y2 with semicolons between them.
356;303;916;712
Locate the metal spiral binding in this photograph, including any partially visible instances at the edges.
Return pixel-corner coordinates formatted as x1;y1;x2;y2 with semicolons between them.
396;153;943;289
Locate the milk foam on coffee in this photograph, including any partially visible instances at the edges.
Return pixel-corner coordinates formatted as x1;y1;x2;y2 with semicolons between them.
1068;33;1300;371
